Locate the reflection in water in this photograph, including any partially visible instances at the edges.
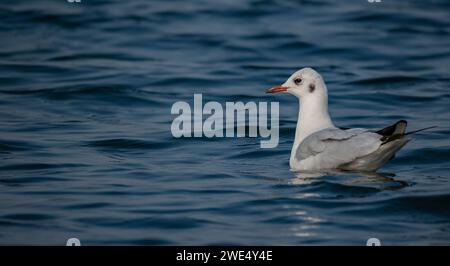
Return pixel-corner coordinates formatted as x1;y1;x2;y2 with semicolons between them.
291;211;323;238
286;170;409;241
290;170;409;190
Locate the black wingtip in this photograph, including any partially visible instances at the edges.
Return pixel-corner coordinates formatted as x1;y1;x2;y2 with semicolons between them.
376;120;408;137
381;124;437;144
398;120;407;126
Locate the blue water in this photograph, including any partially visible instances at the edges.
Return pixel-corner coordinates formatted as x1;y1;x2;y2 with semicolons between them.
1;0;450;245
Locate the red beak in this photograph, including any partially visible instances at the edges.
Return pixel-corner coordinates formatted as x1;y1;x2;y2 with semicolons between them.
266;85;288;94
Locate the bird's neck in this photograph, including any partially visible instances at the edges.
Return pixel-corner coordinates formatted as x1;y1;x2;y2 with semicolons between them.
290;94;334;165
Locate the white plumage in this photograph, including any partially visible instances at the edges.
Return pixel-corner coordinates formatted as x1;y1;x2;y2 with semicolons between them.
266;67;412;172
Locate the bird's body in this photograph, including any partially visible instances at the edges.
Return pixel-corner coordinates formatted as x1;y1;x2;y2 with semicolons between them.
291;126;409;171
266;67;427;172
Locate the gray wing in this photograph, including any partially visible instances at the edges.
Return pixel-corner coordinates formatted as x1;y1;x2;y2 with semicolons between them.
296;128;382;169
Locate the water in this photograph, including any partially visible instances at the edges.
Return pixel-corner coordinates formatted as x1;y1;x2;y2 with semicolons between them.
1;0;450;245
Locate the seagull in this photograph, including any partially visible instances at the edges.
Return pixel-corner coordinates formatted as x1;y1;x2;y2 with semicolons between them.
266;67;435;172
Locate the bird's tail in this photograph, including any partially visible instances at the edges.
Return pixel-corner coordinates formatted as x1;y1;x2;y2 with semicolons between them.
405;126;437;136
377;120;436;144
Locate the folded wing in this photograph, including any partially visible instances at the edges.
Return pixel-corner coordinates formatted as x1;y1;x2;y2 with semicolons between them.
295;128;382;170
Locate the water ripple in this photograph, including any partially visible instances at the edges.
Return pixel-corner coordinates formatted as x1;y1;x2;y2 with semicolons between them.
0;0;449;245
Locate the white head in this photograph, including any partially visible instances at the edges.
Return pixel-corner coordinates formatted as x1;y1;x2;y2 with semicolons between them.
266;67;327;100
266;67;334;151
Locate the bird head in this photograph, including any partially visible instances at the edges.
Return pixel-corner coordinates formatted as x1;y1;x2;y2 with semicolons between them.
266;67;327;99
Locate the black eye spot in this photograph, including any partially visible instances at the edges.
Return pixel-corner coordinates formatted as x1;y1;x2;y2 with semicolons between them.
294;77;302;85
309;83;315;93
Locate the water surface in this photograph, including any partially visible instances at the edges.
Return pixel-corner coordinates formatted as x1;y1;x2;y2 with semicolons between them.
0;0;450;245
